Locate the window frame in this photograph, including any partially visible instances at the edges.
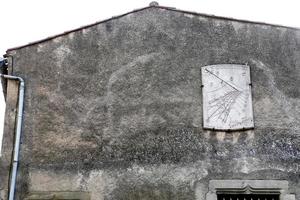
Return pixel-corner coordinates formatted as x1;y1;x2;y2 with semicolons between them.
206;180;295;200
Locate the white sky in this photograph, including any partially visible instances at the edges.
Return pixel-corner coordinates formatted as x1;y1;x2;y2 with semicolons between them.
0;0;300;153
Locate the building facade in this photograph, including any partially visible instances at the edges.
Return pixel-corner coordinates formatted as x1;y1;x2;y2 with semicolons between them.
0;3;300;200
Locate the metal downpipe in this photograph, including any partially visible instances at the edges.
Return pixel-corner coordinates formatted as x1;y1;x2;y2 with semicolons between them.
0;61;25;200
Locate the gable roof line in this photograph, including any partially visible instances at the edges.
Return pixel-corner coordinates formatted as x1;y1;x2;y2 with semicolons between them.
6;5;300;52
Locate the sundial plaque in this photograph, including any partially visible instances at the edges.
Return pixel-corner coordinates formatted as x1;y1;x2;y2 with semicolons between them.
201;64;254;130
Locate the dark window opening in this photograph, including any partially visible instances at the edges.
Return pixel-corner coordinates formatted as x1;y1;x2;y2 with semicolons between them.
217;194;280;200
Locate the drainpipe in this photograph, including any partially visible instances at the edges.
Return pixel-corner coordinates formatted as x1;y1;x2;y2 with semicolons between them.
0;57;25;200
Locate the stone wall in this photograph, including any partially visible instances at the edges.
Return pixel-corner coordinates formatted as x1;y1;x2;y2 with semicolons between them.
1;6;300;200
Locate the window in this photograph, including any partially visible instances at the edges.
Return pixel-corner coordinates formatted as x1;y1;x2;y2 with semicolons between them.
206;180;295;200
217;193;279;200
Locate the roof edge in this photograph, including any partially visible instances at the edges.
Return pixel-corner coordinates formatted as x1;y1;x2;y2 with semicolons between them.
6;4;300;52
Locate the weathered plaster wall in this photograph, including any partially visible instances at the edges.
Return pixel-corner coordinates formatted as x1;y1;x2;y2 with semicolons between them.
0;78;19;200
1;6;300;200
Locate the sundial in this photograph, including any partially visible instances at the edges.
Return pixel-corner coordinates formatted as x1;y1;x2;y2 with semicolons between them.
201;64;254;130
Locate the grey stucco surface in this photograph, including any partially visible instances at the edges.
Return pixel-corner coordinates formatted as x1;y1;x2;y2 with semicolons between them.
1;6;300;200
